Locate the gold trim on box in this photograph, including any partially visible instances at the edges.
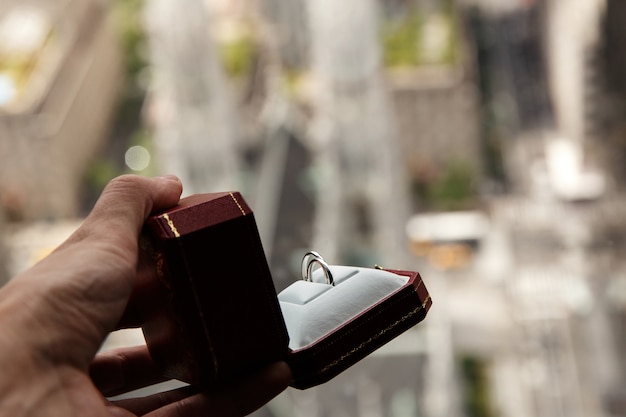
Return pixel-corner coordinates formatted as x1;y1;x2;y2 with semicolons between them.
229;192;247;216
162;213;181;238
318;295;431;375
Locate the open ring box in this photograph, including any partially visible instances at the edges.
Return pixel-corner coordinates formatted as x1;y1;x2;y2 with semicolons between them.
140;192;431;389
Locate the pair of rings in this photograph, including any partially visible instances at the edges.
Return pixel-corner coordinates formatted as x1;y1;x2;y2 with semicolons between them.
301;251;334;286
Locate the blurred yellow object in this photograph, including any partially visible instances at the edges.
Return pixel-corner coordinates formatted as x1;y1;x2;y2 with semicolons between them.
0;6;55;109
409;240;434;257
427;243;472;271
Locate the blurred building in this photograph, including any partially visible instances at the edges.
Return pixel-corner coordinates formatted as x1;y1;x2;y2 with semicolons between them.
602;0;626;187
466;0;612;200
368;0;487;221
602;2;626;412
144;0;241;195
388;58;482;197
0;0;123;220
307;0;413;269
544;0;605;144
466;2;553;192
384;2;482;190
258;0;309;70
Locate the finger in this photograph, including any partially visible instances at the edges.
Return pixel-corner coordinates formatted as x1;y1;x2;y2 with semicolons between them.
115;253;168;330
104;175;182;330
144;362;292;417
91;345;168;397
104;404;136;417
110;385;199;416
91;174;183;234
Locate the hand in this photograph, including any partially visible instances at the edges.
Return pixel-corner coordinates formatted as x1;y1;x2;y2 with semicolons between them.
0;175;292;416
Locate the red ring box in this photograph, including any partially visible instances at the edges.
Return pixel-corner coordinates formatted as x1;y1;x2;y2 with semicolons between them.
140;192;431;389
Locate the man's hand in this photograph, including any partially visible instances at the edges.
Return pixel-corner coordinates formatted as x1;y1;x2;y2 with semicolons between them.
0;175;292;416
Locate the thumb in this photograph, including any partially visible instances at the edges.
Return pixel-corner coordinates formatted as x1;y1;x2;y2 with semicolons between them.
61;174;183;264
86;174;183;242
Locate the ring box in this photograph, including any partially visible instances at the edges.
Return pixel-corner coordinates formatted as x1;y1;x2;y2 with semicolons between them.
140;192;431;389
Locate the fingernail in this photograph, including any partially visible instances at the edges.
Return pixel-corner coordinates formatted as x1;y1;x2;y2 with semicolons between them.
156;174;181;184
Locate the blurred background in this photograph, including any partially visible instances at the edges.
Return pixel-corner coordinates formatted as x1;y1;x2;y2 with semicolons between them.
1;0;626;415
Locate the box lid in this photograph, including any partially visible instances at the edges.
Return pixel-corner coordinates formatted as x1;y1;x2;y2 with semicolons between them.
142;192;290;388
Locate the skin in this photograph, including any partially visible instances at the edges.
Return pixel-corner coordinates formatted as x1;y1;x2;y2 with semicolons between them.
0;175;292;417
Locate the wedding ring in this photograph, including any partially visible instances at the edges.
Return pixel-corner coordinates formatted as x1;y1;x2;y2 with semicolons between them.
301;251;334;286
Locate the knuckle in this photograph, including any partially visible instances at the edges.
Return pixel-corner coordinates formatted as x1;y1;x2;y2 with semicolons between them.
106;175;144;192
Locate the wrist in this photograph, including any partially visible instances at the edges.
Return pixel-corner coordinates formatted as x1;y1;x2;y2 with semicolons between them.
0;284;61;415
0;361;80;417
0;278;59;381
0;270;100;370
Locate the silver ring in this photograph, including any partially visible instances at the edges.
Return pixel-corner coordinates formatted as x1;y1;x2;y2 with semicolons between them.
301;251;334;286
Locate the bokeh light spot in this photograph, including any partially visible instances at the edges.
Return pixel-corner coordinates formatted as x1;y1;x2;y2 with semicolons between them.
125;145;151;171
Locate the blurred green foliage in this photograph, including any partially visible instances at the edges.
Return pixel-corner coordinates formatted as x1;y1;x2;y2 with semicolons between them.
84;158;122;191
383;11;424;67
218;34;255;79
281;69;306;99
429;160;477;209
82;0;152;199
112;0;148;91
413;159;478;211
382;0;460;68
459;355;494;417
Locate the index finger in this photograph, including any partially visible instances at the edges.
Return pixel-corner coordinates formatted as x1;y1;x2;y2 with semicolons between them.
115;362;293;417
91;345;168;397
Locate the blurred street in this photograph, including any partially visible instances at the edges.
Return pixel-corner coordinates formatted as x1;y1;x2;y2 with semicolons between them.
2;0;626;416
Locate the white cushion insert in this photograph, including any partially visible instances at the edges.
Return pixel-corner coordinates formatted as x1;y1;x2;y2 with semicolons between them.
278;266;408;350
